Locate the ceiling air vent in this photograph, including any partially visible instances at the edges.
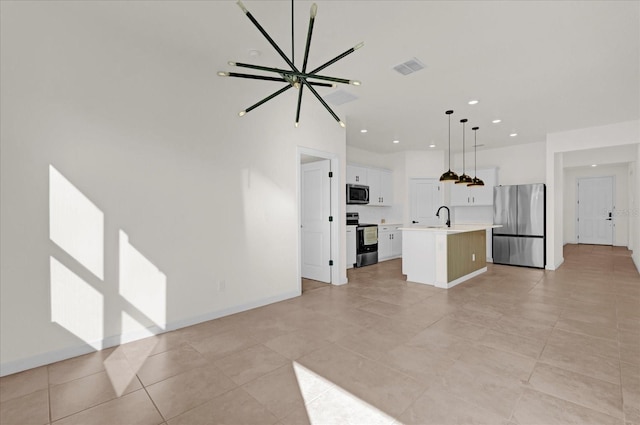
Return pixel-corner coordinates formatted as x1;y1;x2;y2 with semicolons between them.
323;89;359;106
393;57;426;76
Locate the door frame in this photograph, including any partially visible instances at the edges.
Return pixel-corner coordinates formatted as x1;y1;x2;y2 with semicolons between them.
297;147;341;289
575;175;615;245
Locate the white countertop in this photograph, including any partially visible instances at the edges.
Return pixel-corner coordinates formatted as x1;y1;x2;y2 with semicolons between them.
399;224;501;234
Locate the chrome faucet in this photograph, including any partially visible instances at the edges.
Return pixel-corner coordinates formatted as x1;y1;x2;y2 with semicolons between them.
436;206;451;227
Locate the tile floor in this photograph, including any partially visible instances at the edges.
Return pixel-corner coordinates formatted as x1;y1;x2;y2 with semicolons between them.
1;244;639;425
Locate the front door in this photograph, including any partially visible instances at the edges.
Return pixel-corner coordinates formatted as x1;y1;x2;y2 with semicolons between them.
409;178;441;226
577;176;614;245
301;159;331;282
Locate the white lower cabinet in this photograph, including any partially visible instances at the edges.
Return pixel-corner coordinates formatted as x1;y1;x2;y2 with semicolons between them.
378;225;402;261
346;225;357;269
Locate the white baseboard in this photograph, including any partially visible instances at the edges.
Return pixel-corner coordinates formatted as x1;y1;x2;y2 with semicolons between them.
546;257;564;271
0;290;299;377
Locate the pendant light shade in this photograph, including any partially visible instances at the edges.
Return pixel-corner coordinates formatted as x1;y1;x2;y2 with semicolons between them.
468;126;485;187
439;110;459;182
455;118;473;185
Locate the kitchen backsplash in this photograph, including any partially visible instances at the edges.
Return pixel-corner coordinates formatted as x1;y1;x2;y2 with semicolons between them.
346;204;403;225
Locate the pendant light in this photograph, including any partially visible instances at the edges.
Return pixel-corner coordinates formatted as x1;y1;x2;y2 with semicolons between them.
439;110;459;182
455;118;473;185
468;126;485;187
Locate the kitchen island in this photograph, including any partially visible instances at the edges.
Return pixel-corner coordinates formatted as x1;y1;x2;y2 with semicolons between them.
400;224;500;289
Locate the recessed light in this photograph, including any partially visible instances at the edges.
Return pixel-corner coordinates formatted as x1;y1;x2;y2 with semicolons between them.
468;100;479;105
492;119;501;124
591;164;598;167
509;133;518;137
360;129;368;133
393;140;400;144
429;144;436;148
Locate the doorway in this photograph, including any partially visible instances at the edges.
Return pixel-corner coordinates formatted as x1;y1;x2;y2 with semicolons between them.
409;178;441;226
298;148;340;289
576;176;614;245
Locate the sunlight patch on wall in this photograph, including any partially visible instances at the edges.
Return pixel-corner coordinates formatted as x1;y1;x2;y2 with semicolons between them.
49;165;104;279
292;362;398;425
119;230;166;329
50;257;104;349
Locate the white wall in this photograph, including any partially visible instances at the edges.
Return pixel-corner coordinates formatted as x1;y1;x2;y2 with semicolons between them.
0;2;346;375
454;141;547;186
563;164;629;246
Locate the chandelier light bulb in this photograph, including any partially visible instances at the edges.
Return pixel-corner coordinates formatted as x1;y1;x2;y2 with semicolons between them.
238;111;247;117
350;80;361;86
339;121;346;128
236;0;248;14
217;72;229;77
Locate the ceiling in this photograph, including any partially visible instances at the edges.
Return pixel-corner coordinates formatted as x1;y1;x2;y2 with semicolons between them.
71;1;639;154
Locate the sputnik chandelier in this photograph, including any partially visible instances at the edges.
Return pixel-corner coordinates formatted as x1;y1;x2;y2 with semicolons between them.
218;0;363;127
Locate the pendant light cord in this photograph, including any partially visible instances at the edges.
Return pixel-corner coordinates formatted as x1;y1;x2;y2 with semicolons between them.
448;114;451;168
474;129;477;175
462;121;466;173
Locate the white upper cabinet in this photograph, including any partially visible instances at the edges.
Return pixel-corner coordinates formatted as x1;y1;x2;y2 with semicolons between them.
368;168;392;206
346;165;368;185
450;168;497;206
347;164;393;206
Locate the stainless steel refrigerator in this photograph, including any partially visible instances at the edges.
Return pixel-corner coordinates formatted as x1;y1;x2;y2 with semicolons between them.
493;184;546;268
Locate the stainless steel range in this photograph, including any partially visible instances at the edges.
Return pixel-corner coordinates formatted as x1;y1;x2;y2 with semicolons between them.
347;212;378;267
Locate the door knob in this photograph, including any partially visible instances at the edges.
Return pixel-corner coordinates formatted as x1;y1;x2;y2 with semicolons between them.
412;220;418;224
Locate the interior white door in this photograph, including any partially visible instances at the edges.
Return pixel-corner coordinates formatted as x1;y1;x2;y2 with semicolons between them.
409;179;441;226
577;176;614;245
301;159;331;282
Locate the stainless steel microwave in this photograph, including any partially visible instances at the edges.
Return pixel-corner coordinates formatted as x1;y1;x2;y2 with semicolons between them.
346;184;369;204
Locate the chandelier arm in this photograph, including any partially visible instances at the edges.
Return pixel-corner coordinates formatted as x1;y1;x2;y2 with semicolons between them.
244;85;293;114
237;2;300;72
227;72;289;82
233;62;354;85
309;42;364;74
302;4;316;73
305;74;352;85
301;79;342;124
295;83;304;126
294;4;318;127
223;71;333;87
